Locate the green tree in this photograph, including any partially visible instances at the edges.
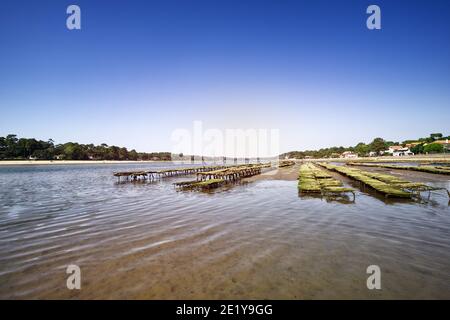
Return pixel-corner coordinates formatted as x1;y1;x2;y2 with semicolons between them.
369;138;387;154
423;143;443;154
62;143;88;160
0;134;178;161
430;133;443;140
354;142;369;156
0;137;6;159
128;149;138;161
118;147;129;160
5;134;18;158
410;144;424;154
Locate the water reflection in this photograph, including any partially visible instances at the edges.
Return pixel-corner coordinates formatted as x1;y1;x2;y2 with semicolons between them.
0;163;449;299
298;192;356;204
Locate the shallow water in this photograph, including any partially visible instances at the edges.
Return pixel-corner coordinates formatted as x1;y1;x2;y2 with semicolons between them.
0;163;449;299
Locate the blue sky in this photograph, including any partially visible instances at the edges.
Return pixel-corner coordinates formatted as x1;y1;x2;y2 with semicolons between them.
0;0;449;153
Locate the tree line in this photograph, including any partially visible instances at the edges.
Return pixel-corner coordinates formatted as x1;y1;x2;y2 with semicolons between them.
281;133;449;159
1;133;448;161
0;134;171;161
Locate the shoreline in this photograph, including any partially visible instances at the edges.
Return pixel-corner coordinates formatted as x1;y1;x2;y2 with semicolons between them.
1;154;449;166
0;159;258;166
0;160;168;166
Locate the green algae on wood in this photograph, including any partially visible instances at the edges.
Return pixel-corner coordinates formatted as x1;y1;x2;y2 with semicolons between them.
347;162;450;175
298;163;355;198
317;163;411;198
316;163;449;198
174;178;225;190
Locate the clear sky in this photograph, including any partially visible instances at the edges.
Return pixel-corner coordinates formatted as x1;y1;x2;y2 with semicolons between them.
1;0;449;153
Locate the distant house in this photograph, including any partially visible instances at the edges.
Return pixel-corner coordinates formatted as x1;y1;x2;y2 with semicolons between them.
386;145;403;154
405;142;421;148
368;151;378;157
340;151;358;159
393;148;414;156
385;145;414;156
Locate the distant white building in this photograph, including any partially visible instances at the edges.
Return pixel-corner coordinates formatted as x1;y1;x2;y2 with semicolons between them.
386;146;403;154
341;151;358;159
386;145;414;156
368;151;378;157
393;149;414;156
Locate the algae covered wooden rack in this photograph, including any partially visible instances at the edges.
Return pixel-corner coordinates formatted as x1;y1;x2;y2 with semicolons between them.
298;163;355;200
317;163;449;199
174;163;271;190
113;165;227;182
197;163;270;182
278;160;295;167
347;162;450;175
173;178;226;190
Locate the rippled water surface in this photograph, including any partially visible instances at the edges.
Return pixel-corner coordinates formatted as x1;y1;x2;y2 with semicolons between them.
0;163;449;299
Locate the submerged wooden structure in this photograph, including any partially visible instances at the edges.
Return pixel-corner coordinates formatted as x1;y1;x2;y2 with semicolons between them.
279;160;295;167
197;164;268;182
113;165;227;182
347;162;450;175
317;163;449;199
174;163;271;190
298;163;355;200
174;178;226;190
113;162;272;190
